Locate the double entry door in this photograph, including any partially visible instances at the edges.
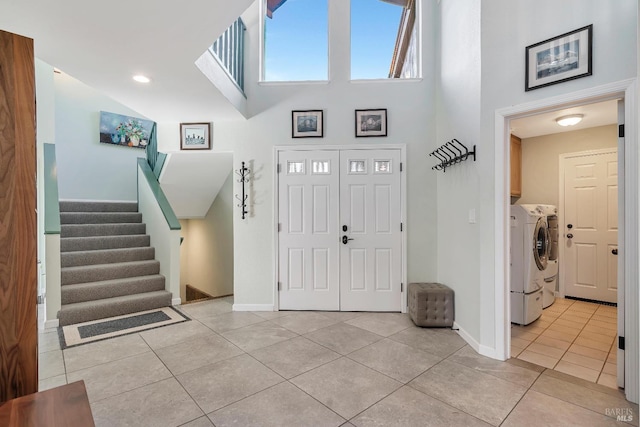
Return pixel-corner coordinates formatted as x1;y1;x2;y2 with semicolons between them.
278;149;403;312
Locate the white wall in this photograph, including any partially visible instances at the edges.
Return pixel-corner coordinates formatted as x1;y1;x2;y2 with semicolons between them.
436;0;482;342
436;0;637;353
159;0;438;307
54;72;149;201
518;125;617;206
180;172;234;299
35;59;56;297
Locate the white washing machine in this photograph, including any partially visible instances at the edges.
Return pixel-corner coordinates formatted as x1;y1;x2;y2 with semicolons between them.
510;204;549;325
538;204;559;308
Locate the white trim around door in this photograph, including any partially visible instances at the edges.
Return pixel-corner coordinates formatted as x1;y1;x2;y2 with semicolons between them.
273;144;408;314
494;79;638;404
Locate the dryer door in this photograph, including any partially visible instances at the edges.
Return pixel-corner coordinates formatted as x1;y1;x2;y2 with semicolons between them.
533;217;549;271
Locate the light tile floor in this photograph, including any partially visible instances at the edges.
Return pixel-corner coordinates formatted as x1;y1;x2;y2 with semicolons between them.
511;298;619;388
38;297;637;426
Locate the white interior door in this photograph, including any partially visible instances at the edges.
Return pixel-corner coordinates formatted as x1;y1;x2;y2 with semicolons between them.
563;149;618;303
278;150;340;310
339;150;402;311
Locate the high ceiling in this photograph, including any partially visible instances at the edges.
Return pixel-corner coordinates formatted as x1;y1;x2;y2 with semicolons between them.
510;99;619;139
0;0;254;122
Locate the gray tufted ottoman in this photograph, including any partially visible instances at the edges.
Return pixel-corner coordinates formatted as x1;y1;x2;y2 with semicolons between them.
408;282;454;327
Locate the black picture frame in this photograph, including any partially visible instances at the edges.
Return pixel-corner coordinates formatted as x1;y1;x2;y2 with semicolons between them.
525;24;593;92
292;110;323;138
355;108;387;138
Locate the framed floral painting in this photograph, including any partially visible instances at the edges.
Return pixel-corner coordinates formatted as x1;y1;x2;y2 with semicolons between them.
99;111;154;149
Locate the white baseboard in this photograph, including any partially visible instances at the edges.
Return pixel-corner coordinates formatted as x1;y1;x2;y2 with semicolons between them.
233;304;274;312
171;297;182;306
44;319;59;329
454;321;504;361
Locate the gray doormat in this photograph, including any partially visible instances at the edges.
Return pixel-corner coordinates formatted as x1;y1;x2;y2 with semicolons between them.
59;306;189;349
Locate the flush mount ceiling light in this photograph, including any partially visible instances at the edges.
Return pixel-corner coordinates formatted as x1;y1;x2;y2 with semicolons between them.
556;114;583;127
133;75;151;83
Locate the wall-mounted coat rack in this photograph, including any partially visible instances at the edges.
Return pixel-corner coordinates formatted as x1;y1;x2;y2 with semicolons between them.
429;139;476;172
235;161;251;219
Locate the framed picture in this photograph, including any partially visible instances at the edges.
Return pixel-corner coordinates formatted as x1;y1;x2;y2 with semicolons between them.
292;110;323;138
525;24;592;91
355;109;387;137
180;123;211;150
99;111;154;149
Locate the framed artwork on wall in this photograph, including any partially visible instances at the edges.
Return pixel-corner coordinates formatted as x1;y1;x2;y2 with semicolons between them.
99;111;154;149
525;24;593;91
180;122;211;150
355;108;387;137
292;110;323;138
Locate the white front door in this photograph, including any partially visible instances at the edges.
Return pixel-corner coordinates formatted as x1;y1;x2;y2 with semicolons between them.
278;150;340;310
278;148;403;311
339;150;402;311
563;149;618;303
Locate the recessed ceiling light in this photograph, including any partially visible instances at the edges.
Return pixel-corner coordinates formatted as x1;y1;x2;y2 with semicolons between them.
133;75;151;83
556;114;583;127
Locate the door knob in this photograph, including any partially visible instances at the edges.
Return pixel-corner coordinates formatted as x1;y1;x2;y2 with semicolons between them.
342;235;354;245
567;233;574;239
612;248;618;255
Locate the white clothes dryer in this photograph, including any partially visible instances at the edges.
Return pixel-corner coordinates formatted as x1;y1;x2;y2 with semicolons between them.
538;204;559;308
510;204;549;325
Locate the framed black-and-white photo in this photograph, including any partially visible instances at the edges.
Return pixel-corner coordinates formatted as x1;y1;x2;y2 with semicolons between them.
180;123;211;150
525;25;592;91
355;109;387;137
292;110;323;138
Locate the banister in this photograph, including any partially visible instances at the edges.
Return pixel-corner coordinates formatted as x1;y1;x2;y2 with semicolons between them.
43;143;61;235
137;158;181;230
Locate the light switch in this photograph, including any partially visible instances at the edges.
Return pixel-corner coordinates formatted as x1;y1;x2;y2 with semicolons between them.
468;208;476;224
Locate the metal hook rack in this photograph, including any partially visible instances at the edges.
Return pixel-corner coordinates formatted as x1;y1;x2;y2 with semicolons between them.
235;161;251;219
429;139;476;172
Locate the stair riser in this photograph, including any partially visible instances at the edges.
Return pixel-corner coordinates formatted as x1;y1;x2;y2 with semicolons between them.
61;247;155;268
59;201;138;213
61;276;166;305
61;223;146;238
58;292;172;326
61;235;150;252
60;212;142;224
62;262;160;285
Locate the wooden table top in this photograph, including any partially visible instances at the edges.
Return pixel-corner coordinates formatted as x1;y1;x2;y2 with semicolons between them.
0;380;95;427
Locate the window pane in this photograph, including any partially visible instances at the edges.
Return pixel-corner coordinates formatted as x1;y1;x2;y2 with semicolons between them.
312;160;330;174
288;161;305;174
351;0;417;80
349;160;366;173
264;0;328;81
374;160;391;173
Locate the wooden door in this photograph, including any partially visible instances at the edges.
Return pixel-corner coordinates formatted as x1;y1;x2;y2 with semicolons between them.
563;150;618;303
0;30;38;401
510;135;522;197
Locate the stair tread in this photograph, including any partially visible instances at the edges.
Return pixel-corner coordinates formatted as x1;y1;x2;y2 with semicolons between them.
60;290;171;310
61;259;159;272
59;201;138;213
61;274;164;287
61;234;149;241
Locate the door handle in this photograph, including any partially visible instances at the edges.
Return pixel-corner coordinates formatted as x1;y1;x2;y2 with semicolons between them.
567;233;573;239
342;235;354;245
612;249;618;255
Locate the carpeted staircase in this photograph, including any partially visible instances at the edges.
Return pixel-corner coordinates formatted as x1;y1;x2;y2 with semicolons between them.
58;201;172;326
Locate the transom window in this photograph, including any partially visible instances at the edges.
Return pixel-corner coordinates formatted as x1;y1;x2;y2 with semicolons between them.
263;0;329;81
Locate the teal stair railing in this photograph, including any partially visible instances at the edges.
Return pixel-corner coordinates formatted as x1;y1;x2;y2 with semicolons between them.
210;17;246;92
138;158;181;231
43;143;61;235
146;122;167;180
